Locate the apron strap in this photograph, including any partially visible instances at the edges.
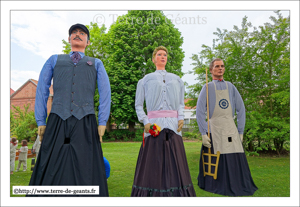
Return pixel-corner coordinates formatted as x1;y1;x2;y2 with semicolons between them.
212;81;217;90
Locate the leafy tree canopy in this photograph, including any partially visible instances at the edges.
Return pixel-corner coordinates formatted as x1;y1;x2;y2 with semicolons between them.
104;10;185;129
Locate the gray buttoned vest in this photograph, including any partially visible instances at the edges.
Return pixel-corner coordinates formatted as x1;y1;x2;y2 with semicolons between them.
50;54;96;120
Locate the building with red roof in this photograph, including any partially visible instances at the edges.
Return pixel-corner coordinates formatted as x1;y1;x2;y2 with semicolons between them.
10;79;53;114
10;88;15;96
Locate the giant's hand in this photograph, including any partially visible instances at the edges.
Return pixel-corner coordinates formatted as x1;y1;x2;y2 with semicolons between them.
144;123;151;133
38;125;46;142
240;134;243;142
98;125;106;143
177;120;184;132
202;134;211;148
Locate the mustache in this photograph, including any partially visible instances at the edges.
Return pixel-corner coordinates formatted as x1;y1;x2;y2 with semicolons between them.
73;36;82;41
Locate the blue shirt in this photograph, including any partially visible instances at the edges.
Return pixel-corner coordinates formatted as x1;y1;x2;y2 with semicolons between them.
196;79;245;135
35;51;111;126
135;70;185;136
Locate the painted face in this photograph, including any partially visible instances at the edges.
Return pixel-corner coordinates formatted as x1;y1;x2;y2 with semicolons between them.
211;60;225;79
153;50;168;68
68;28;90;49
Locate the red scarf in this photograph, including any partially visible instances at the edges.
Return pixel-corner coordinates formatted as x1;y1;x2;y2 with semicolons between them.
10;141;17;146
213;79;223;81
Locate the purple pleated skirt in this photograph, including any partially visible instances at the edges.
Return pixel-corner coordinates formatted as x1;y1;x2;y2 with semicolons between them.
131;128;196;197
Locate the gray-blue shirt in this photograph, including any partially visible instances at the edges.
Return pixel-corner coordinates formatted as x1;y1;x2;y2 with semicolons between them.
196;79;245;135
135;70;185;136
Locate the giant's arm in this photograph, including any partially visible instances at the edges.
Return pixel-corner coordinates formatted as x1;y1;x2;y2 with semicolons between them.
178;79;185;121
233;85;245;134
135;79;149;125
196;85;208;135
96;59;111;126
35;55;56;126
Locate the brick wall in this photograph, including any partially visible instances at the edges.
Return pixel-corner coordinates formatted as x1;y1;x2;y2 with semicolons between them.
11;79;53;114
11;81;36;111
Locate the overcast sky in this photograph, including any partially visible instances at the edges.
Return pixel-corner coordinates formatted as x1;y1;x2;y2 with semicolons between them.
10;10;290;91
2;1;299;206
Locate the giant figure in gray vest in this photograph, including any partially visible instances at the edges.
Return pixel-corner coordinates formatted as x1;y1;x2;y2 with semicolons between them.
28;24;111;196
196;58;257;196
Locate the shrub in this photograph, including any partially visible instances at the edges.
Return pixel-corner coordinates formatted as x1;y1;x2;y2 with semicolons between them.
103;129;138;141
10;104;37;142
133;129;144;142
183;131;199;139
245;110;290;156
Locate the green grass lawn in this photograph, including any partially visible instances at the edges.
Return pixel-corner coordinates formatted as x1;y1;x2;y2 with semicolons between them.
10;141;290;197
16;142;34;150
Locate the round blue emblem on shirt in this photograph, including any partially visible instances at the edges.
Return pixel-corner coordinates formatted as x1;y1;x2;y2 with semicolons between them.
219;99;229;109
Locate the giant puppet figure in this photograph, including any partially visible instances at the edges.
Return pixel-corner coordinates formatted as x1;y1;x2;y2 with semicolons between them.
28;24;111;196
132;46;196;197
196;58;257;196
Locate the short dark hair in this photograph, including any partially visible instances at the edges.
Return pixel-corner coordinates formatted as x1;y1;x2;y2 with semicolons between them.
209;58;223;71
21;139;28;146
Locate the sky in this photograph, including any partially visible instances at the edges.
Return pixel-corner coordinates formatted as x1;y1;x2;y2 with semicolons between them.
2;1;300;207
9;10;291;91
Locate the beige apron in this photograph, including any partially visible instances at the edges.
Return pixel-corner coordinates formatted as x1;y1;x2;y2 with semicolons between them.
210;82;244;154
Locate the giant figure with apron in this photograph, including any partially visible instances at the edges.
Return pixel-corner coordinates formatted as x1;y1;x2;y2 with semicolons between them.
196;58;257;196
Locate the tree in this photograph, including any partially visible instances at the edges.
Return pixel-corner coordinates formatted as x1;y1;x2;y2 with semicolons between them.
10;104;37;142
104;10;185;131
244;11;290;155
186;11;290;155
10;110;17;136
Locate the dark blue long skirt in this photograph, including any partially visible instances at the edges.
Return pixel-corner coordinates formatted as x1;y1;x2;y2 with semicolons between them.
27;113;108;197
198;135;258;196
